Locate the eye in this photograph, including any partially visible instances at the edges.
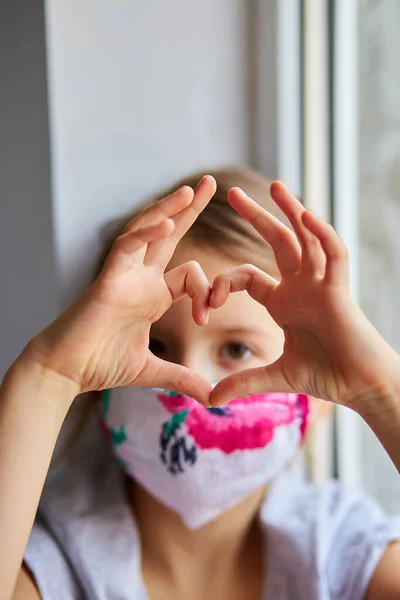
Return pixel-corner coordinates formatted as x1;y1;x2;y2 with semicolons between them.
219;342;253;361
149;338;167;358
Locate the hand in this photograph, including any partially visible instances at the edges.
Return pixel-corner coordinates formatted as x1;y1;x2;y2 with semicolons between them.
27;176;217;405
210;182;400;409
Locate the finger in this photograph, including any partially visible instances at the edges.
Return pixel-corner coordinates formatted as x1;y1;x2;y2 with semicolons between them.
144;175;217;267
210;264;278;310
172;175;217;238
164;261;211;326
210;359;293;406
141;353;212;406
125;185;194;232
270;181;326;276
302;210;350;286
101;220;175;278
228;187;301;276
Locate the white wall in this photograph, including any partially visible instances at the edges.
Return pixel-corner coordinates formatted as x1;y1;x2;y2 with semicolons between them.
0;1;57;379
0;1;299;380
44;0;254;306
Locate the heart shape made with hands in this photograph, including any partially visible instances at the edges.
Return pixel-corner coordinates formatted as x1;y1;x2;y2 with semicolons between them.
38;175;367;413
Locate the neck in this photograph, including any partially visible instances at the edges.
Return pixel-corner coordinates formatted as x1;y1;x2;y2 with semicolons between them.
129;479;266;586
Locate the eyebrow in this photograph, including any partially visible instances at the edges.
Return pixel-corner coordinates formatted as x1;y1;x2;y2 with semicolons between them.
150;325;269;338
214;326;270;337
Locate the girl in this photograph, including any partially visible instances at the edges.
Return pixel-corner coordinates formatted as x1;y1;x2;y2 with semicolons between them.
2;167;400;600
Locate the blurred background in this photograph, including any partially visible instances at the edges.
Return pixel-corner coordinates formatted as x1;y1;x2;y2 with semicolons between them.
1;1;399;511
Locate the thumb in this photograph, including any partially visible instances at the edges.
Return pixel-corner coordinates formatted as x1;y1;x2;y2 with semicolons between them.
210;358;293;406
138;353;212;406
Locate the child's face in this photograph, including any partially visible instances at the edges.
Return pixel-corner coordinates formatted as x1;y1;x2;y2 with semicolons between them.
150;240;284;383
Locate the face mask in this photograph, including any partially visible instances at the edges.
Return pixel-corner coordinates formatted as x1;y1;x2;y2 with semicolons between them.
99;387;309;529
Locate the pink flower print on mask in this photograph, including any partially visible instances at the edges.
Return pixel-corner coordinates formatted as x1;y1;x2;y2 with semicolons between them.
157;391;309;455
158;391;192;414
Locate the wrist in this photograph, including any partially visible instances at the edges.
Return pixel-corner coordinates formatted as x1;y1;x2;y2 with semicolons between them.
349;366;400;471
351;366;400;434
3;346;80;414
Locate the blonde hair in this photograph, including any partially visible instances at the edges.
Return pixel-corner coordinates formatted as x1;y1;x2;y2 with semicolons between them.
97;166;294;278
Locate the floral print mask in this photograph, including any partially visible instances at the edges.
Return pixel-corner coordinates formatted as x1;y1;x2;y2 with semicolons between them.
100;387;309;529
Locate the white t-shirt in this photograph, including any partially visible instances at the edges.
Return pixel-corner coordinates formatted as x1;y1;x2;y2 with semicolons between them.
25;424;400;599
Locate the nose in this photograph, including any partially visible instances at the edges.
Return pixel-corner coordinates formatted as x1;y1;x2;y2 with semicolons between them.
177;349;217;385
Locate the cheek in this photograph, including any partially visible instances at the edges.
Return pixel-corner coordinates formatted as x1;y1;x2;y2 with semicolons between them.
270;338;284;362
264;328;285;364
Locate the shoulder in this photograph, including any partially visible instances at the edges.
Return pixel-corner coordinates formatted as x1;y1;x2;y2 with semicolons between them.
12;566;41;600
262;477;400;600
265;477;388;534
365;541;400;600
25;433;143;599
24;518;84;599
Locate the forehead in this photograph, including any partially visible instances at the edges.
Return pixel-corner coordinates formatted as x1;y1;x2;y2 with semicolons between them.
159;240;279;336
168;240;245;280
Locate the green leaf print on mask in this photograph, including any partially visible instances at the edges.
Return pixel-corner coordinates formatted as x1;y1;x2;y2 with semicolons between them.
100;390;127;446
166;410;189;436
110;424;127;446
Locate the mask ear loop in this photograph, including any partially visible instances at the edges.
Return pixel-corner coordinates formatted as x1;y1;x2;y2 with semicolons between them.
297;394;310;442
98;389;112;444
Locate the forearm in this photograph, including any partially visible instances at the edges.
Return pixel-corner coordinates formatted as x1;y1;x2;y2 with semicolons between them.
0;351;78;599
353;376;400;472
